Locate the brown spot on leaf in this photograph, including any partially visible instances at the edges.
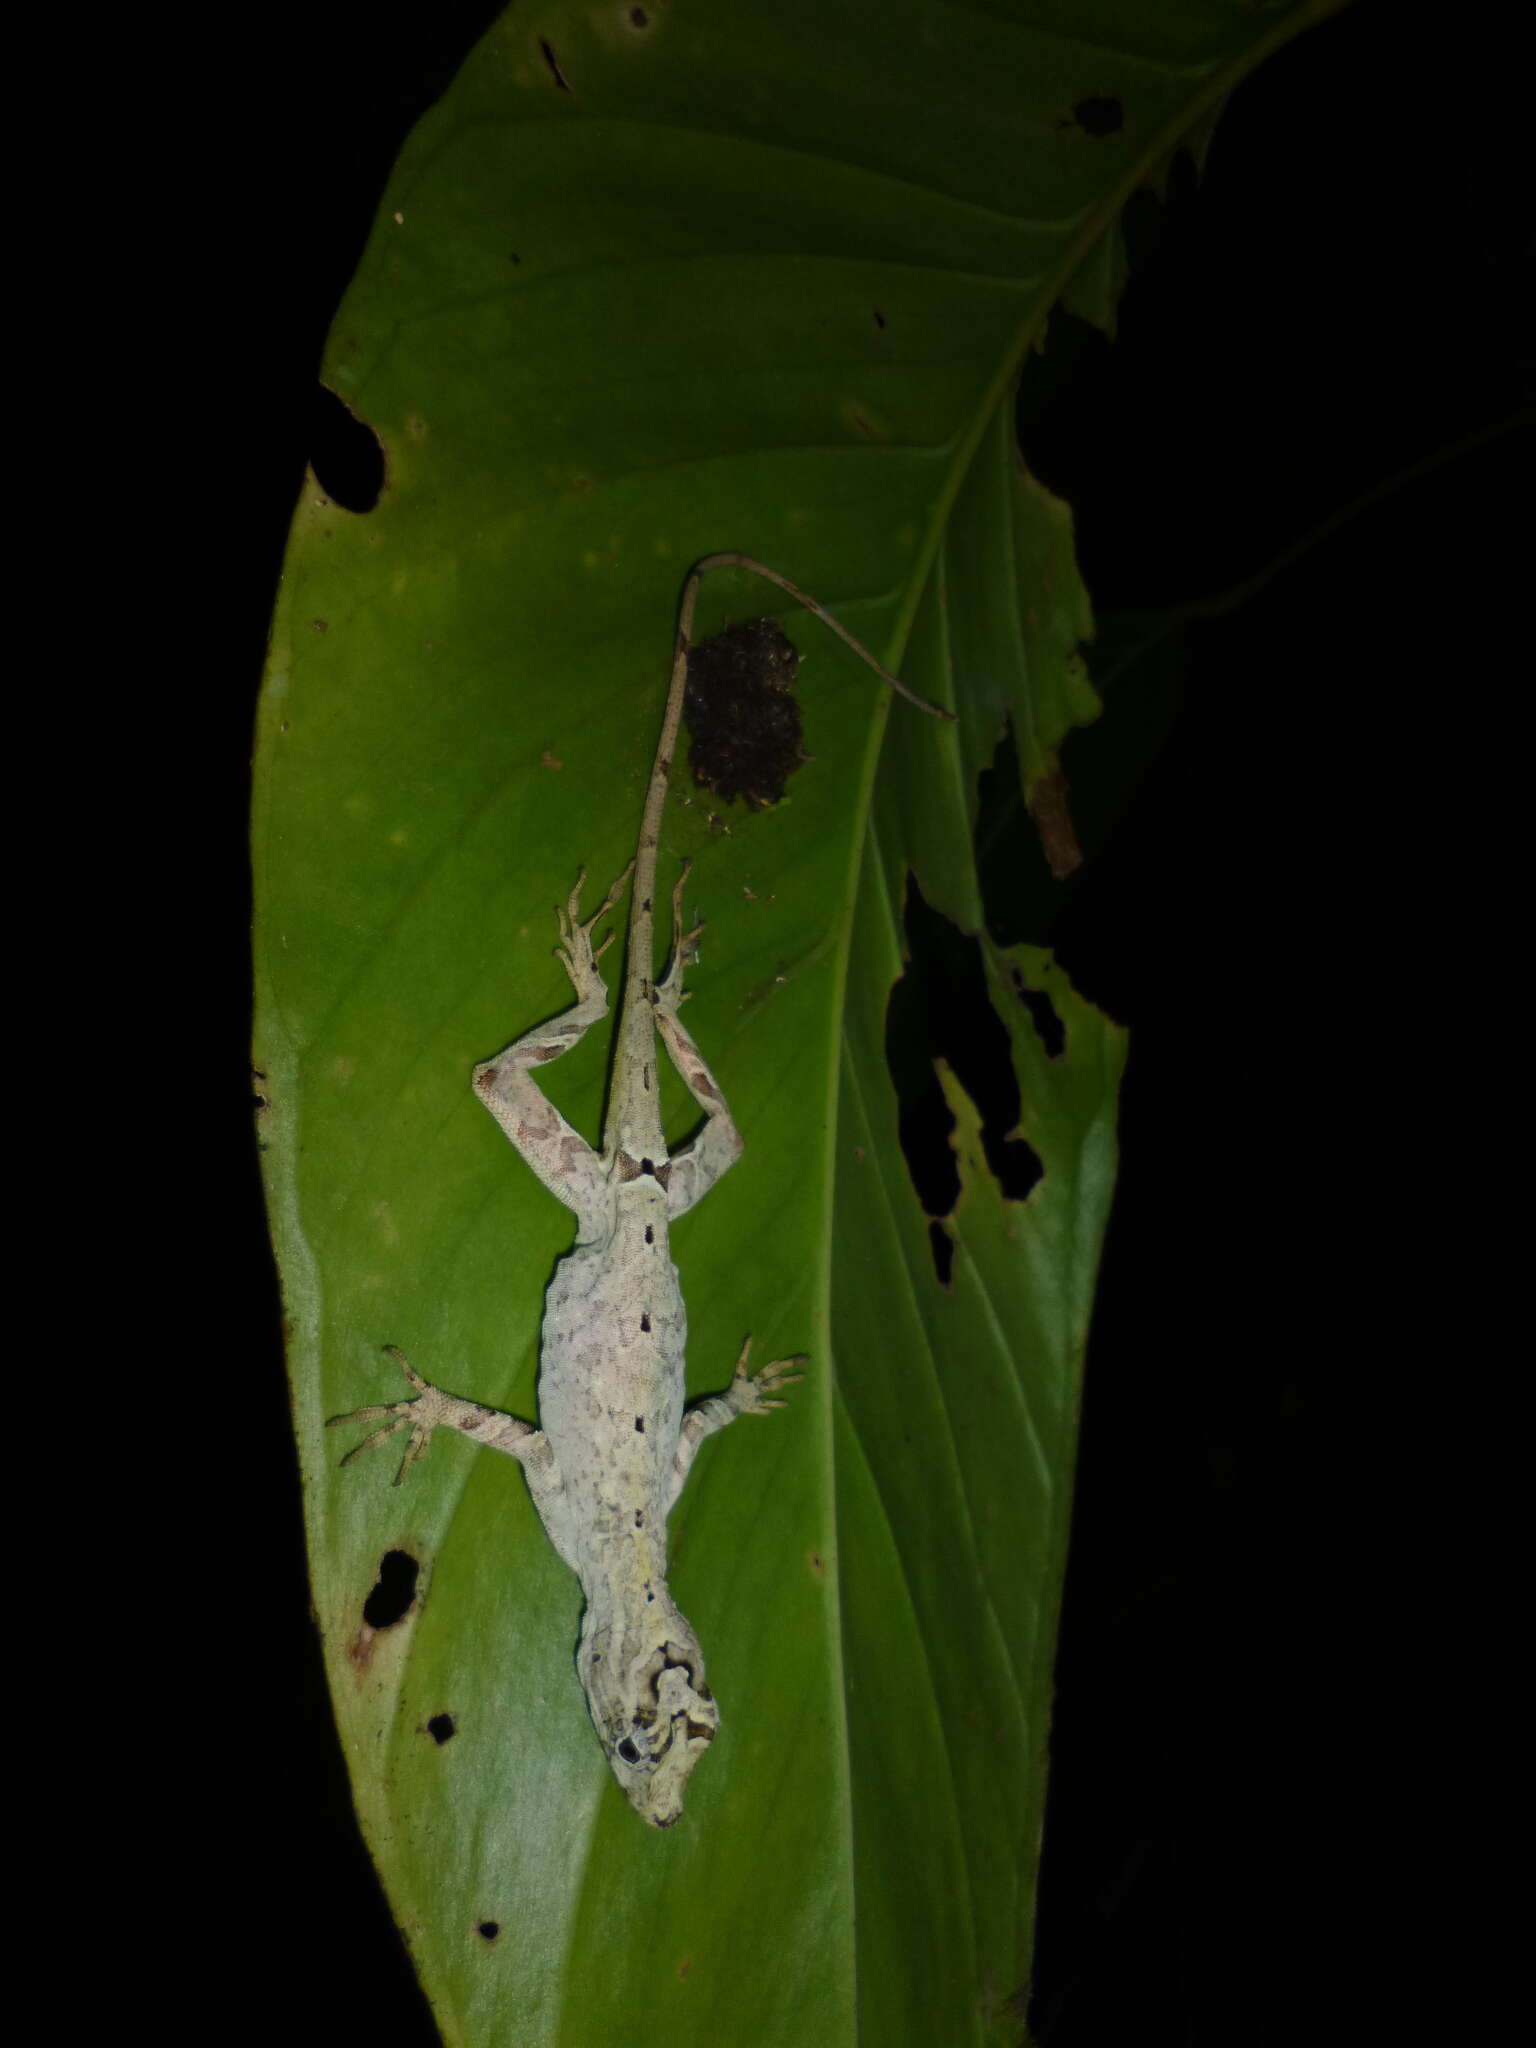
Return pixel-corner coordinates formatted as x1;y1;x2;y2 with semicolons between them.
1028;767;1083;879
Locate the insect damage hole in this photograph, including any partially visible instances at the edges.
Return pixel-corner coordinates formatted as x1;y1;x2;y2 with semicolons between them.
426;1713;456;1745
972;712;1093;925
1071;94;1123;137
539;38;572;90
310;384;386;513
886;877;1043;1281
362;1549;421;1628
1014;973;1066;1058
928;1220;955;1288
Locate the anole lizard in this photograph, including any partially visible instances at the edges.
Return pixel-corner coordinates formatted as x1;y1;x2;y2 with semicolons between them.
330;553;949;1826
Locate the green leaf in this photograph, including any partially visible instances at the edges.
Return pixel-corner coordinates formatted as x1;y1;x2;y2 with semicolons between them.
254;3;1338;2040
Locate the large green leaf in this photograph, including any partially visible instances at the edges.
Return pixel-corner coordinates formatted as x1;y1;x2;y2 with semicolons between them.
254;3;1337;2040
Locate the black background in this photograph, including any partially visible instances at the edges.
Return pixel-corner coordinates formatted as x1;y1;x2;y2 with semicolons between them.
79;4;1523;2042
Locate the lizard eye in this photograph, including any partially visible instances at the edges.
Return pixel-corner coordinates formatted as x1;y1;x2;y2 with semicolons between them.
616;1737;642;1766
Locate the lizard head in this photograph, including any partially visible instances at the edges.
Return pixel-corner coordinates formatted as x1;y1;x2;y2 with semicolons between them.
578;1601;719;1827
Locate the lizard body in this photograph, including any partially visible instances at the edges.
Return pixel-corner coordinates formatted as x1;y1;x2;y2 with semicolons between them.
331;554;945;1824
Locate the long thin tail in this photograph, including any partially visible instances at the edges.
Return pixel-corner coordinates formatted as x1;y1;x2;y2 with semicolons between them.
612;554;950;1151
687;553;953;721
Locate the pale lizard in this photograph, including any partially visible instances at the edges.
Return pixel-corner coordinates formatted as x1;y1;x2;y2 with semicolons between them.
330;553;947;1826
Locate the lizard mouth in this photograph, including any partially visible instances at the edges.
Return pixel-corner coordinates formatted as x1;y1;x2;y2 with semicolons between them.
607;1707;709;1828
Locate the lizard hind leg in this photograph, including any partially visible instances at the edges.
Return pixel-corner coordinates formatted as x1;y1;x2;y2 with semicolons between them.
652;866;746;1217
556;860;634;1002
655;859;704;1010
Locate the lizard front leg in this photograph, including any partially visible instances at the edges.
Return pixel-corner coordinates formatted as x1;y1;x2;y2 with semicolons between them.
653;864;745;1218
473;864;632;1223
668;1337;805;1512
329;1346;548;1481
330;1348;579;1560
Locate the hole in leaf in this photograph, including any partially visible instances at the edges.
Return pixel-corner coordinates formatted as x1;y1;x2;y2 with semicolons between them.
974;716;1068;943
1015;975;1066;1058
362;1549;420;1629
310;384;384;513
1072;95;1123;137
928;1219;955;1287
477;1921;500;1942
886;876;1044;1274
539;38;572;91
426;1713;456;1745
